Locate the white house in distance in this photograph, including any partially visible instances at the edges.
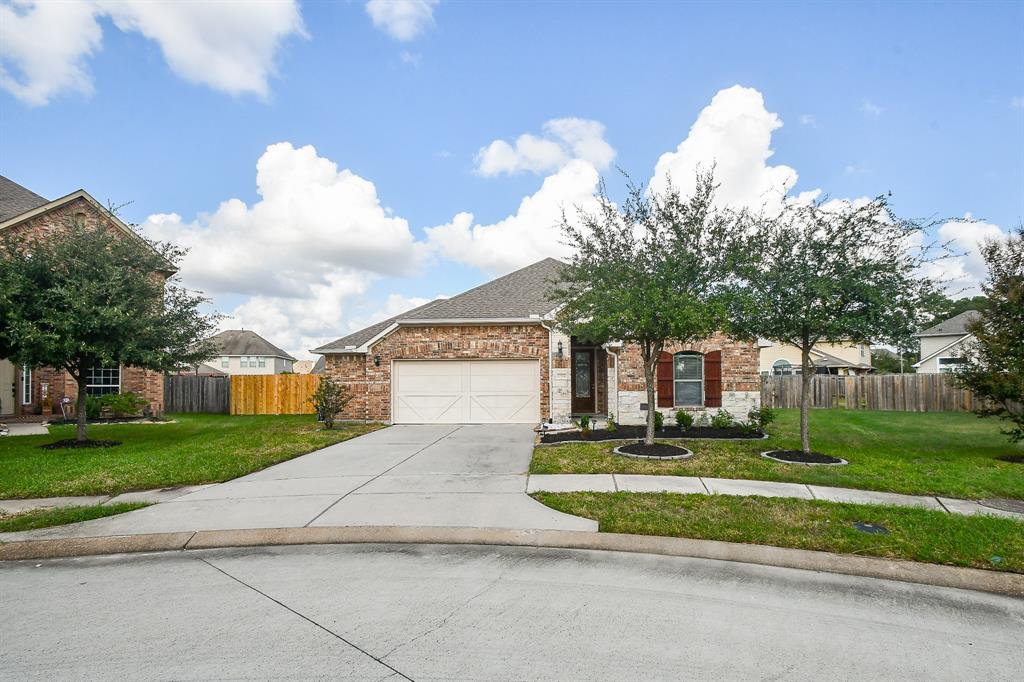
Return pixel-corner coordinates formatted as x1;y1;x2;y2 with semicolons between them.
758;340;873;376
208;330;296;375
913;311;979;374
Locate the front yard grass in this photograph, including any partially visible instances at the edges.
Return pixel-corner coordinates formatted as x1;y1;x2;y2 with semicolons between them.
0;503;150;533
0;414;382;499
532;491;1024;573
531;409;1024;500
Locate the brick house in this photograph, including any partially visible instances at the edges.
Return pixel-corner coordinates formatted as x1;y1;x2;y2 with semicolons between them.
312;258;760;425
0;175;166;418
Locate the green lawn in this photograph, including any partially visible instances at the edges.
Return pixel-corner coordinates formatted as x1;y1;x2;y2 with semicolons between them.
533;492;1024;573
531;410;1024;500
0;503;150;533
0;414;382;499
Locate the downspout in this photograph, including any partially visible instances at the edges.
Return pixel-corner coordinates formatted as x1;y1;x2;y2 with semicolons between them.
540;319;556;424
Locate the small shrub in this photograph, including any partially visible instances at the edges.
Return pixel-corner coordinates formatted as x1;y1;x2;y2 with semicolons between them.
696;412;711;428
579;414;591;436
606;413;617;433
675;410;694;430
747;405;776;431
309;377;353;429
85;396;104;420
653;410;664;431
103;392;147;417
737;420;758;435
711;409;735;429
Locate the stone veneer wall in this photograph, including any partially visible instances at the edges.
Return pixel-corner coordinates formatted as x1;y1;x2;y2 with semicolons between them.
5;196;167;416
613;334;760;426
323;323;551;423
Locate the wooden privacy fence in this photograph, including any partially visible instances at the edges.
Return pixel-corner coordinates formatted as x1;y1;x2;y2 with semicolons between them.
761;374;979;413
230;374;321;415
164;376;231;414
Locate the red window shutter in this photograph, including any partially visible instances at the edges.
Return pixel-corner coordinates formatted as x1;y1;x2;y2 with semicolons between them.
704;350;723;407
656;351;673;407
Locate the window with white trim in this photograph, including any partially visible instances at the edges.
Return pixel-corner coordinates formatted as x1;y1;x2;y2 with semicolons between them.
258;357;266;368
772;359;802;376
21;365;32;405
220;356;229;368
937;357;964;374
240;356;249;368
673;352;703;407
85;366;120;396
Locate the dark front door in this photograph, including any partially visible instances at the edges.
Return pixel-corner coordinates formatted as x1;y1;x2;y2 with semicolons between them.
571;348;595;414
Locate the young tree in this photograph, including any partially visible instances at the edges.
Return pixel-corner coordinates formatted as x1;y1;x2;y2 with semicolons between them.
552;172;739;445
310;376;353;429
951;227;1024;442
732;196;946;454
0;216;219;442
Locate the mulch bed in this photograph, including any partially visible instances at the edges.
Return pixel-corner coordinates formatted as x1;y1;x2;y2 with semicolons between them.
40;439;122;450
762;449;846;465
615;442;693;459
540;425;764;444
997;454;1024;464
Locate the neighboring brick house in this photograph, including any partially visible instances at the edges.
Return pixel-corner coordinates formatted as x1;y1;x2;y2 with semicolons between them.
0;175;166;418
312;258;760;425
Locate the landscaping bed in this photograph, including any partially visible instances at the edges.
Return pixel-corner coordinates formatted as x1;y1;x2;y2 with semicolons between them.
614;442;693;459
531;491;1024;573
530;409;1024;500
0;414;383;499
762;450;846;465
540;425;764;444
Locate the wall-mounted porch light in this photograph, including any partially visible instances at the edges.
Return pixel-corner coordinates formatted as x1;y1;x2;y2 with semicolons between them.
373;354;382;367
556;341;563;358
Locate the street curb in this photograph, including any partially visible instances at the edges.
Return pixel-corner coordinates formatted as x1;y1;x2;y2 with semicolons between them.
2;526;1021;598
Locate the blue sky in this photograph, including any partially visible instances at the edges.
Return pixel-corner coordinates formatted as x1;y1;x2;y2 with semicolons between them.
2;0;1022;357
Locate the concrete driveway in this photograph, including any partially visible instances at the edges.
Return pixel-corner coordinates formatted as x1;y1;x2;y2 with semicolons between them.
1;425;594;541
4;543;1021;680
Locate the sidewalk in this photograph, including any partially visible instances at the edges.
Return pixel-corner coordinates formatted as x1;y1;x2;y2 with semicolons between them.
526;474;1024;519
0;485;214;515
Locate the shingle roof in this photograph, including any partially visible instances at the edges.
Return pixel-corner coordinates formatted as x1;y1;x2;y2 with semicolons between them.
916;310;980;337
810;348;872;369
0;175;48;223
210;329;296;360
314;258;565;353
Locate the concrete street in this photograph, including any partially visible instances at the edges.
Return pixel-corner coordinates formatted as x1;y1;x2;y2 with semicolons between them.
2;543;1021;681
1;425;595;541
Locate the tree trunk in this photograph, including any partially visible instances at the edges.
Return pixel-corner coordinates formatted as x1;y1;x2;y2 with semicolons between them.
75;373;89;442
643;344;658;446
799;344;813;454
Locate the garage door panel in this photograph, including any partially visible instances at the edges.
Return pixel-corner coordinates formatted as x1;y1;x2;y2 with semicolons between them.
394;360;538;424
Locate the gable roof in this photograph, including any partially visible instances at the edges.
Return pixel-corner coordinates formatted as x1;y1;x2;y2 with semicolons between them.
810;348;872;370
916;310;980;337
210;329;296;361
0;175;48;222
313;258;565;353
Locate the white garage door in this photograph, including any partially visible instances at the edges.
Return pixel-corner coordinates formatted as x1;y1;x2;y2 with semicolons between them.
393;360;540;424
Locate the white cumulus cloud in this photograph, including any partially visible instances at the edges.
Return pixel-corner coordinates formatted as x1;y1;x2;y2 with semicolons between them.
142;142;426;357
475;118;615;177
930;218;1010;295
427;159;602;273
650;85;805;213
0;0;304;105
365;0;438;41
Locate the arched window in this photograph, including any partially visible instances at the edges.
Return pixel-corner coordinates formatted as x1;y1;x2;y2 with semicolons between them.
772;359;794;375
673;352;703;406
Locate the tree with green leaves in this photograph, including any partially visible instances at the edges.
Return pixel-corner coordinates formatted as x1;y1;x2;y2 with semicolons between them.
0;216;219;442
951;227;1024;442
310;376;353;429
552;172;740;445
731;196;946;455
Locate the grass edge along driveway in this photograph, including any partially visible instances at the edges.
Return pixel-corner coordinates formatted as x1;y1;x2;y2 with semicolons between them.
0;414;383;499
532;491;1023;573
530;409;1024;500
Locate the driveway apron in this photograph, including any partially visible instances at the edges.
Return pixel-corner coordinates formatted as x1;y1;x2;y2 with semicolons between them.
0;425;595;541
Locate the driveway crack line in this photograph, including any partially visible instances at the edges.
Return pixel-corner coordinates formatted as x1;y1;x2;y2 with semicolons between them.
699;477;711;495
303;426;464;527
197;556;415;681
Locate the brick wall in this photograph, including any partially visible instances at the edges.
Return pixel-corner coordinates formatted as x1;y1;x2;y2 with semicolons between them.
323;323;551;422
614;334;760;425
